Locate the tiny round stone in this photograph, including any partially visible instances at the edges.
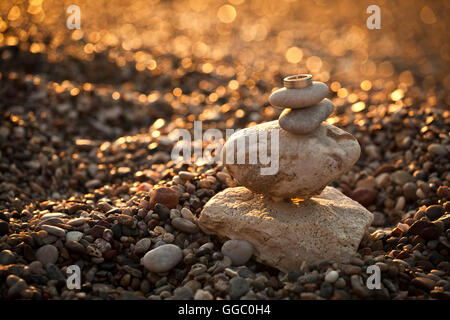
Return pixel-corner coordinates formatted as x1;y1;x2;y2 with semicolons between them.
0;221;9;235
350;188;378;207
0;250;16;265
149;187;179;210
142;244;182;273
134;238;152;255
324;270;339;283
425;205;444;221
229;277;250;299
35;244;59;265
154;203;170;221
221;240;254;266
171;217;199;234
194;289;213;300
178;171;196;180
66;231;83;242
65;240;85;254
403;182;417;200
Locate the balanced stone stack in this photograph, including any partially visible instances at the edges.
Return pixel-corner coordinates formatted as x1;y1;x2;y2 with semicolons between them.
198;75;373;272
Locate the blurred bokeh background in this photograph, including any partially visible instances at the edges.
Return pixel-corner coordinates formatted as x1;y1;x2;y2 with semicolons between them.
0;1;448;132
0;1;449;189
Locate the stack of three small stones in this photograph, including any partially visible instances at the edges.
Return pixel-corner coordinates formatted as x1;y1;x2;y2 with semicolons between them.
273;74;334;135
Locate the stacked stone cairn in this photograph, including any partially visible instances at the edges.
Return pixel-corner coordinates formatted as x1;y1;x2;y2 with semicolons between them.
198;75;374;272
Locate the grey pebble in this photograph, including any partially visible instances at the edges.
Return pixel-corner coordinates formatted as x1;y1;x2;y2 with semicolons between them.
35;244;59;265
221;240;254;266
171;218;199;234
0;249;16;265
229;277;250;299
142;244;182;273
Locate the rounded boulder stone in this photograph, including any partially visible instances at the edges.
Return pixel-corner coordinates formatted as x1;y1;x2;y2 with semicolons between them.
269;81;329;109
278;98;334;135
142;244;182;273
222;121;361;199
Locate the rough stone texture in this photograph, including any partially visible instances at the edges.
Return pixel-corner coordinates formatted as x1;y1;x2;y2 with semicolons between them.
222;121;361;199
199;186;373;272
269;82;329;109
278;98;334;135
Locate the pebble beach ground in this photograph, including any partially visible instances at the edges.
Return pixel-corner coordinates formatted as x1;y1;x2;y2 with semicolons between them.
0;0;449;300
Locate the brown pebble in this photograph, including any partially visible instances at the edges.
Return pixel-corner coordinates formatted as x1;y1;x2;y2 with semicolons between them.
412;277;435;291
149;187;179;210
89;225;107;238
350;189;378;207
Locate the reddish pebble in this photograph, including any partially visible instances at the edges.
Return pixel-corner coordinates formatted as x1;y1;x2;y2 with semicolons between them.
437;186;450;199
147;219;159;230
103;249;117;260
137;183;153;193
149;187;179;209
350;188;378;207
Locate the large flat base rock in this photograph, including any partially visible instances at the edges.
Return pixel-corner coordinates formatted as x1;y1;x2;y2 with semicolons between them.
199;186;373;272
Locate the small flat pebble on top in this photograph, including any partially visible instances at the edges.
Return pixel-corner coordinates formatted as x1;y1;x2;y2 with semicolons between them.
221;240;254;266
278;98;334;134
269;82;329;109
